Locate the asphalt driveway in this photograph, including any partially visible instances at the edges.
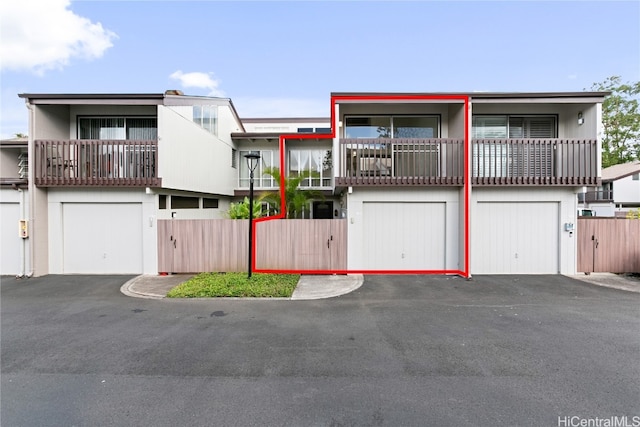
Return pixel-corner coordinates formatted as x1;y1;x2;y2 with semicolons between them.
2;274;639;426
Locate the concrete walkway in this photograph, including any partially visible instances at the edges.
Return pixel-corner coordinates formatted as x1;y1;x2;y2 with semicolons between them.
568;272;640;293
121;273;364;300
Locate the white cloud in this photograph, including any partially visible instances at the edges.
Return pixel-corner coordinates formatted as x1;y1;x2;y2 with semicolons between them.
169;71;225;97
232;97;331;118
568;74;578;80
0;0;117;75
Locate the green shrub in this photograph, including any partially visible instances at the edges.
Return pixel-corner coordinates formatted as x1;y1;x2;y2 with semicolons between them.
227;197;263;219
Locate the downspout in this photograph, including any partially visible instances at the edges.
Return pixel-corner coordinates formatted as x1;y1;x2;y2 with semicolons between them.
16;186;26;278
25;99;35;278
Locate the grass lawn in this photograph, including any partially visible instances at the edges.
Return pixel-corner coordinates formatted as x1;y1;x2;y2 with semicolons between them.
166;272;301;298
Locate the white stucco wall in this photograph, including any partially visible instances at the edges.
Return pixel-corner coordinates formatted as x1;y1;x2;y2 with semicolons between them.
613;175;640;205
158;105;237;195
1;148;23;179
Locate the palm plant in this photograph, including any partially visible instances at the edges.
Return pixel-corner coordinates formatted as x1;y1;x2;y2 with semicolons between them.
259;167;324;218
227;197;263;219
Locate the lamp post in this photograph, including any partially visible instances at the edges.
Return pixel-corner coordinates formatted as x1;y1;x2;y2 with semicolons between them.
244;152;261;278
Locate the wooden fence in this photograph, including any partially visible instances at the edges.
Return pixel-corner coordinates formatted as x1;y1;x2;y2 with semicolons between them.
158;219;347;273
577;218;640;273
256;219;346;271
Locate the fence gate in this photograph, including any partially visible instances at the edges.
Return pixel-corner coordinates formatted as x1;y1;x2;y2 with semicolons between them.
256;219;347;271
577;218;640;273
157;219;248;273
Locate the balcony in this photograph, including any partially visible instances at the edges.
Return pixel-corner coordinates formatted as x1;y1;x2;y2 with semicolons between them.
472;139;599;186
578;190;613;203
337;138;599;186
34;140;161;187
337;138;464;186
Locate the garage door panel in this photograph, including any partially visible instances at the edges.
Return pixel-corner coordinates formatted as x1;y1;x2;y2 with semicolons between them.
475;202;558;274
363;202;445;270
63;203;142;274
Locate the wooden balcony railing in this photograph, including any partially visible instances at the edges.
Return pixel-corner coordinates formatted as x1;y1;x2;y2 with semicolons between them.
337;138;600;186
34;140;161;187
472;139;599;186
337;138;464;186
578;190;613;203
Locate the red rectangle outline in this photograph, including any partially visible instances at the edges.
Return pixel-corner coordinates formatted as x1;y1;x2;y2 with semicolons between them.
252;94;470;278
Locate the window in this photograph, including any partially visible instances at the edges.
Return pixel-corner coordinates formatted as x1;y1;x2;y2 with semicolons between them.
159;195;167;209
393;116;439;138
345;116;439;139
192;105;218;135
203;198;219;209
238;150;278;188
232;149;238;168
18;151;28;179
633;173;639;181
297;127;313;133
315;127;331;133
78;117;157;140
472;116;508;138
77;117;157;179
472;116;557;139
472;115;557;178
289;149;332;187
171;196;199;209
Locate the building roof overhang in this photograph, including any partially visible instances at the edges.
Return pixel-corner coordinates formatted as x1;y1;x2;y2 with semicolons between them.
0;137;28;148
18;92;246;132
331;91;611;104
602;160;640;182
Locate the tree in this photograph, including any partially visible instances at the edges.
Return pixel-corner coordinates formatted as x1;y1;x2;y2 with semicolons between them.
259;167;324;219
226;197;263;220
591;76;640;168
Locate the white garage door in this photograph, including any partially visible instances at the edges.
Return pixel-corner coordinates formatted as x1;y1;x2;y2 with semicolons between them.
1;202;21;275
363;202;446;270
474;202;559;274
62;203;143;274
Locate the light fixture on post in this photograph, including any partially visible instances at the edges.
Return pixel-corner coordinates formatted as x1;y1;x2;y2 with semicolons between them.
244;151;261;279
578;112;584;125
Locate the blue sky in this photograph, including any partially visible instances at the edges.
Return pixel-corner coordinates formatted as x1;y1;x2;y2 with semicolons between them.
1;0;639;138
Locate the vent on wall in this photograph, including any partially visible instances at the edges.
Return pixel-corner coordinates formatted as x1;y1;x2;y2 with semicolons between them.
18;151;28;179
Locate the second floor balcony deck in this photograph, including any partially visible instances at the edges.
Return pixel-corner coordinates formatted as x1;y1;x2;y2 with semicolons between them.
34;140;161;187
337;138;600;187
577;190;614;203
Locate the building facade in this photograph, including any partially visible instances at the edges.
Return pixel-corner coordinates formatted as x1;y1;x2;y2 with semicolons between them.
1;90;607;276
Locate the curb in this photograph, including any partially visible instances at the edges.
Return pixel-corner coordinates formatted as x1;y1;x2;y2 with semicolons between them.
120;276;166;300
121;274;365;301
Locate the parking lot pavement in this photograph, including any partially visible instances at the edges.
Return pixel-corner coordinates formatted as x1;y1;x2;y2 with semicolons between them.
2;274;639;427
